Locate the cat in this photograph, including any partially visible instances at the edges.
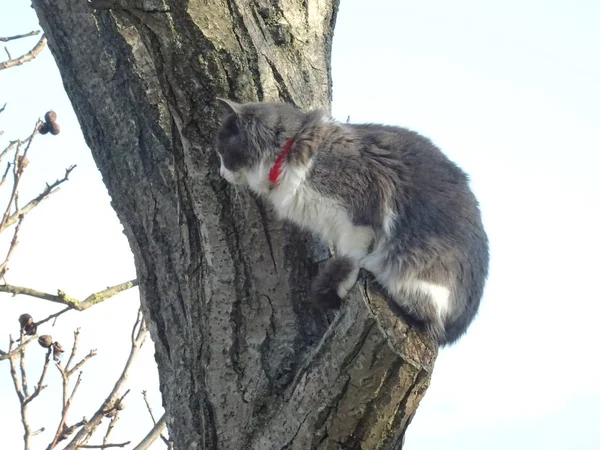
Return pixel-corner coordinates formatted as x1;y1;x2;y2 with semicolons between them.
214;98;489;346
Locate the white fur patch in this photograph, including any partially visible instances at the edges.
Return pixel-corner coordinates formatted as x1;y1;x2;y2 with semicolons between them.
218;155;237;184
337;266;360;299
414;281;450;319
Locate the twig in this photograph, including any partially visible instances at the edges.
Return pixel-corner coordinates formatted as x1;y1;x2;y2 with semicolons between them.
24;347;52;405
0;278;138;310
0;334;36;361
62;312;148;450
19;330;30;397
68;349;97;377
0;120;42;234
65;328;81;370
80;443;131;449
141;390;157;424
103;414;120;448
0;214;24;278
0;164;77;234
8;334;34;449
142;391;170;446
132;414;167;450
0;34;46;71
0;140;17;165
35;306;73;328
47;372;83;450
0;31;41;42
0;162;12;188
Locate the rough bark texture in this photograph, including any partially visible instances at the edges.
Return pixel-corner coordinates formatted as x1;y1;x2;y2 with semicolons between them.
32;1;438;448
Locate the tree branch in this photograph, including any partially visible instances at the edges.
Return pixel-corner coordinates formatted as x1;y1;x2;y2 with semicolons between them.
0;164;76;234
0;334;37;361
0;278;138;310
0;213;24;278
24;347;52;405
0;34;46;71
0;31;41;42
132;414;167;450
80;443;131;449
62;311;147;449
47;372;83;450
142;391;170;446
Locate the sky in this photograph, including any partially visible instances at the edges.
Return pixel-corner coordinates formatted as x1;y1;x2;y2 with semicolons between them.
1;0;600;449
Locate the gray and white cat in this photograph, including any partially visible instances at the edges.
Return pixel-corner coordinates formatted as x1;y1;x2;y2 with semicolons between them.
214;99;489;346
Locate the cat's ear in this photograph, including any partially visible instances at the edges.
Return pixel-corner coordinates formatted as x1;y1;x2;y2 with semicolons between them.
215;97;242;116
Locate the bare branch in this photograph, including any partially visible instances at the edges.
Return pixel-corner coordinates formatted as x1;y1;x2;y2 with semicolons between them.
65;328;81;370
8;334;37;449
80;443;131;449
0;31;41;42
103;416;120;448
0;334;37;361
141;390;157;424
0;34;46;71
19;330;29;397
8;336;24;401
142;391;170;446
24;347;52;405
68;349;97;377
62;312;148;449
0;162;11;188
132;414;167;450
0;213;24;278
0;278;138;310
0;164;77;234
47;371;83;450
35;306;73;328
31;428;45;437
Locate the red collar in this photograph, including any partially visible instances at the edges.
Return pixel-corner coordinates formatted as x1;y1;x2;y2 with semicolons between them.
268;138;294;184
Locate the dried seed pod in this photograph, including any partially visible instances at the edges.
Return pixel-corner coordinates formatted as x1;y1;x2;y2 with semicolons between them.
19;314;37;335
25;323;37;335
52;341;64;360
38;335;53;348
49;123;61;135
38;123;49;135
45;110;57;123
18;314;33;329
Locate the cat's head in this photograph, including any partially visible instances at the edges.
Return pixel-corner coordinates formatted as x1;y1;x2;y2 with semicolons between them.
214;99;305;187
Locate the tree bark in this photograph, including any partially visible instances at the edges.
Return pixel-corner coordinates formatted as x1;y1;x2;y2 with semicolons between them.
32;1;438;448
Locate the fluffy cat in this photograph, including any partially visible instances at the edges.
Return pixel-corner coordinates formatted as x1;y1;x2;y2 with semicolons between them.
214;99;489;346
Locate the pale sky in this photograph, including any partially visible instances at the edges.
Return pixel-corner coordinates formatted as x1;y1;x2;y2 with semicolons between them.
1;1;599;449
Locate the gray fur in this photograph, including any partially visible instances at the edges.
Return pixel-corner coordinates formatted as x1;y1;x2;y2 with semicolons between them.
214;99;489;346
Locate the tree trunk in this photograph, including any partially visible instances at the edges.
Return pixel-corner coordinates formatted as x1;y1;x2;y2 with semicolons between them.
32;1;437;448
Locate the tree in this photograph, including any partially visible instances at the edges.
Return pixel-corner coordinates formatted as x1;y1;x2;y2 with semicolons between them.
31;1;438;448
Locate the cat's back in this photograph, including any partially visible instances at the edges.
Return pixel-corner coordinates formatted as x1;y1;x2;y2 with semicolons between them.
308;120;485;248
348;123;466;179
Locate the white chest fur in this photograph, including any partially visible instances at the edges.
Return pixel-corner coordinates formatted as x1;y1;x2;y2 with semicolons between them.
261;163;374;260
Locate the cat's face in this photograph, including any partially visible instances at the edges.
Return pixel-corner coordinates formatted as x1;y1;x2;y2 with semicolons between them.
215;110;251;185
214;99;306;187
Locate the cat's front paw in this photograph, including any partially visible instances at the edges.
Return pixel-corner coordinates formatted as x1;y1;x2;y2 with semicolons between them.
310;256;358;309
311;275;343;309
